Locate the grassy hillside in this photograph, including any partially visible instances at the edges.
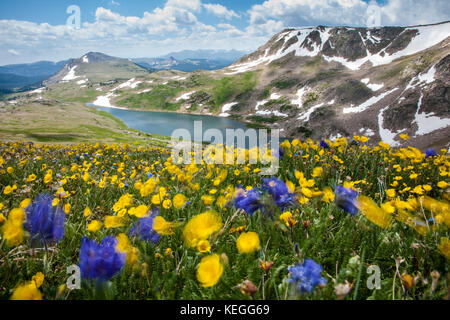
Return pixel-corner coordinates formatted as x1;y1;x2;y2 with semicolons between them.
0;100;169;146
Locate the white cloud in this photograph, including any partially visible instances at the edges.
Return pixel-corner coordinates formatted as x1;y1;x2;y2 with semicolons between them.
0;0;448;65
248;0;369;28
0;1;263;65
247;0;450;31
166;0;202;12
204;3;240;20
109;0;120;6
8;49;20;56
380;0;450;26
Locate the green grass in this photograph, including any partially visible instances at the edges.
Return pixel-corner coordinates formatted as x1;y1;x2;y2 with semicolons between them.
211;72;257;112
247;115;283;124
117;85;184;110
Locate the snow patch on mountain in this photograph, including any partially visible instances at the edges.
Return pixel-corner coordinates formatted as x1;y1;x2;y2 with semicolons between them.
361;78;384;91
298;103;324;122
219;102;238;117
254;93;281;111
359;128;375;137
176;91;195;102
256;110;288;117
343;88;398;114
291;87;310;108
31;87;45;94
62;66;79;81
414;92;450;136
378;106;402;146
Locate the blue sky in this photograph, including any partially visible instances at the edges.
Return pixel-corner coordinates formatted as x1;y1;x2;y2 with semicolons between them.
0;0;448;65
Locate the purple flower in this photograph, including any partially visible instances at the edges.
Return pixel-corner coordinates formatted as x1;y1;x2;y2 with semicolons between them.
234;188;262;216
425;149;437;158
288;259;327;294
320;140;330;149
262;177;294;210
79;236;125;281
24;194;65;245
129;208;161;243
334;186;359;216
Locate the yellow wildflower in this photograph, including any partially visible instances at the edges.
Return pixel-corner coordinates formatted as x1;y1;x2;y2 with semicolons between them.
312;167;323;178
2;208;25;246
3;185;13;195
236;231;261;254
357;196;392;229
153;216;178;235
196;254;224;287
201;195;215;206
437;237;450;259
84;207;92;217
182;211;223;248
104;216;126;229
197;240;211;253
279;211;298;227
19;198;31;209
173;194;188;209
116;233;139;267
437;181;448;189
87;220;102;232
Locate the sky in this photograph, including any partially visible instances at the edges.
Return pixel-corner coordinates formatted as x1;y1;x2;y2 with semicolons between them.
0;0;449;65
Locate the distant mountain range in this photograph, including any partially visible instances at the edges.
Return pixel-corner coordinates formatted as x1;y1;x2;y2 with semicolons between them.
0;50;247;94
132;56;235;72
159;49;247;61
0;60;67;93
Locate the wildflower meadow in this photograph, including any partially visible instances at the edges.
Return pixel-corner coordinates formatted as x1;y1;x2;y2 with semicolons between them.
0;137;449;300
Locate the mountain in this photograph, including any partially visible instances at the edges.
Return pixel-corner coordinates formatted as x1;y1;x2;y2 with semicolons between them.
132;56;234;72
0;60;67;77
0;60;67;93
43;52;150;86
160;49;247;61
214;21;450;150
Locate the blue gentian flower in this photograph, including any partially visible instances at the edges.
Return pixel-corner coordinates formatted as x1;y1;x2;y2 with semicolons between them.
234;188;262;216
320;140;330;149
24;194;65;245
147;172;153;178
79;236;125;281
129;208;160;243
425;149;437;158
334;186;359;216
262;177;294;210
288;259;327;294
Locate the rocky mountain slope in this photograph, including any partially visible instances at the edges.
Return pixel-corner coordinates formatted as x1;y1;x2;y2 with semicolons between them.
214;21;450;150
